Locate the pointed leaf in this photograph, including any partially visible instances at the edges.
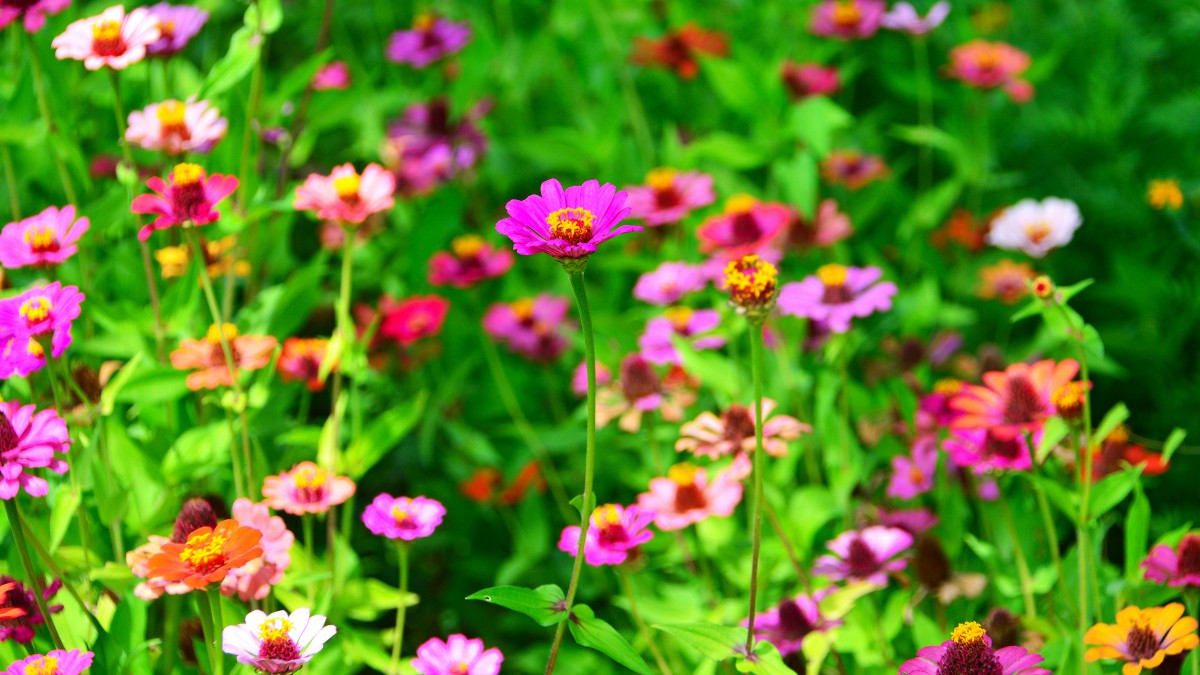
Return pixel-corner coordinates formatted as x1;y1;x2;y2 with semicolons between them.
1092;403;1130;449
466;585;566;627
568;604;652;674
654;622;746;661
1162;428;1186;465
1037;417;1071;464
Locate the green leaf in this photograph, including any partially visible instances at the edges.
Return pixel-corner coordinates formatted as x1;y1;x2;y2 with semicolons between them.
99;352;144;416
49;483;82;552
1124;485;1151;582
246;0;283;33
568;605;652;674
1058;278;1094;303
341;392;426;478
1090;468;1139;519
674;334;741;398
1162;428;1187;465
1092;403;1130;448
466;585;567;627
198;26;261;98
1027;475;1078;520
654;622;745;661
817;581;877;620
801;630;830;675
788;97;854;156
1037;417;1071;465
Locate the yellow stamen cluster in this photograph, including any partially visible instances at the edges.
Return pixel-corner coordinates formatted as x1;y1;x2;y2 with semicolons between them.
974;45;1003;70
27;341;45;359
450;663;470;675
1031;275;1055;300
391;502;412;524
158;19;176;37
451;234;486;258
179;529;230;570
832;1;863;26
206;323;239;344
546;208;595;245
293;465;328;490
1148;179;1184;211
413;13;437;31
24;656;60;675
258;617;294;642
333;172;361;200
934;378;963;398
24;225;57;252
668;463;700;486
646;168;678;191
723;194;758;214
951;621;987;645
816;263;848;287
723;255;778;311
1024;221;1052;245
593;504;622;526
19;297;52;323
173;163;205;187
1108;424;1130;445
156;100;188;128
1052;382;1087;420
663;306;694;330
92;19;121;42
510;298;535;320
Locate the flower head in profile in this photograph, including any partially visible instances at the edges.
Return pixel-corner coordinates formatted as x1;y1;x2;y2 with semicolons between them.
1142;534;1200;589
785;199;853;250
483;295;575;363
127;99;227;155
4;650;94;675
221;498;294;602
222;608;336;674
781;61;841;101
638;307;725;366
132;163;239;240
0;0;70;33
631;23;728;79
277;338;334;392
742;588;841;657
813;526;913;585
362;494;446;541
778;264;897;333
412;634;503;675
882;1;950;35
676;399;808;460
496;178;639;261
169;323;277;391
384;98;489;195
558;503;655;566
950;359;1080;437
1085;603;1199;675
294;163;395;225
0;282;85;378
623;168;715;226
0;206;89;268
596;356;696;432
386;14;470;67
722;255;779;315
633;261;709;306
947;40;1034;103
144;3;207;55
146;519;263;590
428;235;513;288
821;150;890;190
697;195;791;259
900;621;1050;674
312;61;350;90
978;260;1036;304
155;235;248;279
810;0;886;40
0;575;64;642
262;462;355;516
52;5;160;70
1148;179;1184;211
637;460;745;531
986;197;1081;258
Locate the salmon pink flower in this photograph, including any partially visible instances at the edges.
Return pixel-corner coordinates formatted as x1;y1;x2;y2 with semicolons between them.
631;23;728;79
0;576;63;642
262;462;355;516
0;0;69;33
131;163;238;240
128;536;187;600
496;178;638;260
986;197;1082;258
362;494;446;541
0;401;70;500
5;650;93;675
0;282;84;378
676;399;808;459
1142;534;1200;588
882;1;950;35
637;460;744;531
385;98;488;195
146;519;263;590
558;503;655;566
785;199;852;250
978;260;1036;303
0;206;89;268
277;338;334;392
412;634;503;675
483;295;575;363
596;356;696;432
947;40;1034;103
294;163;395;225
901;621;1050;674
386;14;470;67
1092;427;1169;481
1084;604;1199;675
638;307;725;366
778;264;897;333
821;150;890;190
428;235;513;288
312;61;350;90
222;608;337;674
126;99;227;155
697;195;791;259
813;526;912;585
742;588;841;657
950;359;1080;438
52;5;160;70
378;295;450;347
633;261;709;305
810;0;886;40
221;499;294;602
169;323;277;391
144;3;207;55
623;168;715;226
781;61;841;100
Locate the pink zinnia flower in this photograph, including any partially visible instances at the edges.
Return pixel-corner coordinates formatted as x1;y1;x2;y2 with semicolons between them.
52;5;160;70
785;199;852;250
0;576;64;642
675;399;808;459
571;359;612;396
428;235;513;288
131;163;238;241
777;264;898;333
144;3;207;55
127;535;187;600
0;401;70;500
887;439;938;500
312;61;350;90
362;494;446;541
633;261;709;305
881;1;950;35
696;195;791;259
294;163;395;225
1142;534;1200;588
558;503;655;566
623;168;715;226
637;460;744;531
0;206;89;268
496;178;639;259
947;40;1034;103
483;295;575;363
376;295;449;348
221;609;337;674
5;650;94;675
900;621;1050;675
741;588;841;657
944;428;1036;473
781;61;841;101
878;507;940;538
812;526;913;585
638;307;725;366
596;356;696;432
221;498;294;602
809;0;886;40
0;282;84;378
126;99;227;155
412;634;503;675
950;359;1080;438
0;0;69;33
169;323;277;391
821;150;890;190
386;14;470;68
384;98;489;195
277;337;334;392
261;462;356;516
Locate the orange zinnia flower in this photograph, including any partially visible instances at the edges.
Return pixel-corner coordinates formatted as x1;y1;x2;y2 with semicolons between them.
0;583;25;621
146;519;264;590
631;23;728;79
1085;603;1199;675
170;323;278;391
951;359;1080;438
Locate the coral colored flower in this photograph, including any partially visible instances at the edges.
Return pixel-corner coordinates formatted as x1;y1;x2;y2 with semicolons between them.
676;399;808;459
633;261;709;305
637;460;744;531
785;199;853;250
294;163;395;225
127;99;226;155
155;235;249;279
986;198;1082;258
978;260;1036;304
810;0;886;40
169;323;277;391
0;401;70;500
376;295;450;348
362;494;446;541
498;461;546;505
813;526;912;585
742;588;841;657
932;208;990;252
950;359;1080;437
572;359;613;396
5;650;93;675
596;356;696;432
412;634;503;675
428;235;513;288
146;519;263;590
947;40;1034;103
312;61;350;90
131;163;238;241
1092;428;1169;480
277;338;335;392
384;98;489;195
0;206;89;268
781;61;841;101
887;439;938;500
1085;603;1199;675
721;255;779;313
483;295;575;363
459;468;500;503
222;608;337;674
900;621;1050;674
144;3;207;55
52;5;160;70
778;264;897;333
631;23;728;79
0;282;84;378
0;0;69;33
496;178;639;259
882;1;950;35
821;150;890;190
638;307;725;366
1148;179;1184;211
623;168;715;226
262;462;355;516
386;14;470;67
1143;534;1200;588
697;196;791;259
221;499;294;602
0;584;21;622
0;576;63;642
558;503;655;566
944;428;1036;473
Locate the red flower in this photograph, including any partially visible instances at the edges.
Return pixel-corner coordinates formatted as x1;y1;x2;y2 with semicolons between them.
632;23;728;79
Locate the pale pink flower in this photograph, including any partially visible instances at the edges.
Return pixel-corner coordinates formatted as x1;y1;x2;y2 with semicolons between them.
294;163;395;225
637;459;745;531
126;99;227;155
881;1;950;35
623;168;715;226
261;462;356;516
52;5;161;70
412;634;502;675
0;0;70;33
676;399;809;459
596;357;696;432
221;498;294;602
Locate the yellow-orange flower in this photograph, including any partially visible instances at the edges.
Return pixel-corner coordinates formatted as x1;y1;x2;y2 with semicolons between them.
1084;603;1199;675
977;260;1035;304
146;519;264;590
155;235;250;279
1148;179;1183;211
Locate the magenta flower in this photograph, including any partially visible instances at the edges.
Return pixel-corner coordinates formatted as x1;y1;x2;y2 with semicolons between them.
809;0;886;40
312;61;350;90
1142;534;1200;588
812;526;913;585
623;168;715;226
572;359;612;396
221;609;337;674
0;401;70;500
0;283;84;378
637;459;745;531
221;498;294;602
742;588;841;657
362;494;446;541
294;163;395;225
496;178;639;259
944;428;1035;473
676;399;809;459
786;199;853;250
0;575;64;642
377;295;450;348
144;3;207;55
483;295;575;363
412;634;503;675
633;261;709;305
878;507;940;538
781;61;841;101
52;5;160;70
558;503;655;566
900;621;1050;675
887;440;938;500
0;0;69;33
947;40;1034;103
696;196;791;259
131;163;238;241
777;264;898;333
384;98;489;195
428;235;513;288
4;649;93;675
638;307;725;366
881;1;950;35
126;99;226;155
386;14;471;68
0;206;89;268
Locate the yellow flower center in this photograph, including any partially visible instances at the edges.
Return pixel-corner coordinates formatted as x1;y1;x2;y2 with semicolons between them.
593;504;621;526
206;323;239;344
1108;424;1130;445
1031;275;1055;299
1148;179;1183;210
934;378;963;397
156;100;188;129
951;621;987;645
546;208;595;245
668;463;700;486
24;226;57;253
450;664;469;675
664;306;694;331
832;1;862;26
723;255;778;309
258;617;294;642
174;163;205;187
24;656;59;675
724;194;758;214
511;298;535;320
414;13;437;31
391;502;412;525
816;264;848;287
92;19;121;42
19;297;52;324
27;341;45;359
293;466;328;490
333;172;361;200
179;528;230;573
646;167;678;191
451;234;486;258
158;19;176;37
1024;221;1051;245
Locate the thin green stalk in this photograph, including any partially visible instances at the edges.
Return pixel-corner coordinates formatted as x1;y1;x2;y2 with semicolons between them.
618;567;673;675
327;226;356;472
545;267;599;675
745;324;767;653
997;486;1037;619
19;518;104;638
2;144;19;219
303;515;316;605
237;11;265;214
389;543;411;675
3;499;66;650
44;362;93;572
326;507;338;605
763;498;811;593
23;31;78;206
159;595;180;675
224;408;247;499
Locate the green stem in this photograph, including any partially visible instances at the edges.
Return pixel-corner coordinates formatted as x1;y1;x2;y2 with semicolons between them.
997;485;1037;619
327;226;356;471
44;362;93;573
389;543;410;675
160;594;180;675
19;518;104;638
745;323;767;654
763;498;811;593
3;499;65;650
224;408;247;500
23;31;78;206
2;144;19;219
618;567;673;675
1026;433;1065;610
303;515;315;605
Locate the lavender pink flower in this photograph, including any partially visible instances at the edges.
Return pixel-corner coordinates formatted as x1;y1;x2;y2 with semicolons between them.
623;168;715;226
887;439;938;500
572;359;612;396
0;0;69;33
131;163;238;241
741;588;841;657
144;3;207;55
558;503;655;566
0;206;88;268
4;649;93;675
777;264;897;333
785;199;852;250
881;1;950;35
638;307;725;366
812;525;913;585
0;401;70;500
386;14;470;68
1142;534;1200;588
428;235;513;288
384;98;489;195
52;5;160;70
633;261;709;305
483;295;575;363
362;494;446;541
809;0;886;40
944;428;1036;473
0;282;84;378
294;163;395;225
496;179;639;259
261;462;355;516
947;40;1035;103
126;99;227;155
412;634;503;675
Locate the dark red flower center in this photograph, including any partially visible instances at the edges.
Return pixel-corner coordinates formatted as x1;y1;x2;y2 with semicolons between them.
1178;536;1200;576
936;638;1003;675
774;600;815;640
2;0;43;11
846;539;881;578
654;187;683;210
673;483;707;512
981;432;1023;461
0;412;18;455
172;498;220;544
1125;624;1163;663
620;357;661;402
721;405;756;446
91;20;127;58
728;212;764;247
1002;374;1044;426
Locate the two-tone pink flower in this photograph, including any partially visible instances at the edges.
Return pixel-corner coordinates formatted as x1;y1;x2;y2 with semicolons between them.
558;503;655;566
131;163;238;241
294;163;395;225
0;206;88;268
127;99;227;155
623;168;715;226
52;5;160;70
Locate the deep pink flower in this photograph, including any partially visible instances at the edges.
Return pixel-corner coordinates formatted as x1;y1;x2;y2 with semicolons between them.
781;61;841;101
637;459;745;531
638;307;725;366
221;498;294;602
0;0;69;33
221;609;337;674
0;282;84;377
0;401;70;500
812;526;912;585
386;14;470;68
696;196;791;259
483;295;575;363
0;206;89;268
52;5;160;70
571;359;612;396
144;3;207;55
623;168;715;226
412;634;502;675
558;503;655;566
294;163;395;225
496;178;639;259
821;150;890;190
742;588;841;657
676;399;808;459
428;235;513;288
596;356;696;432
809;0;886;40
887;439;938;500
945;428;1036;473
778;264;897;333
881;1;950;35
126;99;226;155
131;163;238;241
312;61;350;90
878;507;939;538
1142;534;1200;588
785;199;853;250
377;295;449;347
5;649;93;675
947;40;1034;103
384;98;489;195
362;494;446;541
633;261;709;305
261;462;355;516
900;622;1050;674
0;576;64;643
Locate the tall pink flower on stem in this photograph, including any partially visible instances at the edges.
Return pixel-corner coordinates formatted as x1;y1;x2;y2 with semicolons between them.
386;14;471;67
496;179;639;260
812;525;913;585
638;307;725;366
126;99;227;155
294;163;395;225
221;498;294;602
4;650;94;675
623;168;715;226
777;264;898;333
52;5;160;70
261;462;356;516
362;495;446;541
781;61;841;101
131;163;238;241
0;401;70;500
412;635;503;675
947;40;1035;103
633;261;710;305
0;0;70;33
558;503;655;566
696;195;791;259
144;3;208;56
428;235;513;288
637;460;745;531
1142;534;1200;588
676;399;808;459
741;588;841;657
809;0;886;40
0;282;85;378
221;609;337;674
0;206;89;268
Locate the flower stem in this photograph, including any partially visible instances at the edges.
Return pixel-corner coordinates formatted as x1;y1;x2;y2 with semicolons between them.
303;515;315;605
327;225;356;472
19;517;104;638
195;586;224;675
617;566;673;675
3;499;66;650
2;144;19;219
997;485;1037;619
44;362;93;573
745;322;767;654
389;542;410;675
23;31;77;207
763;498;811;593
545;268;599;675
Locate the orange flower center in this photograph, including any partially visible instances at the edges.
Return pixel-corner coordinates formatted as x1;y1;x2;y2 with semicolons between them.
1024;221;1051;245
23;656;59;675
546;208;595;245
293;466;328;490
593;504;621;526
391;502;412;525
510;298;535;321
158;19;176;39
450;663;470;675
934;378;963;397
414;13;437;31
909;466;926;485
668;462;699;486
156;100;190;139
179;529;230;574
92;19;125;56
832;1;862;27
19;297;52;324
451;234;486;258
24;225;59;254
975;45;1002;71
333;172;361;202
817;263;848;287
